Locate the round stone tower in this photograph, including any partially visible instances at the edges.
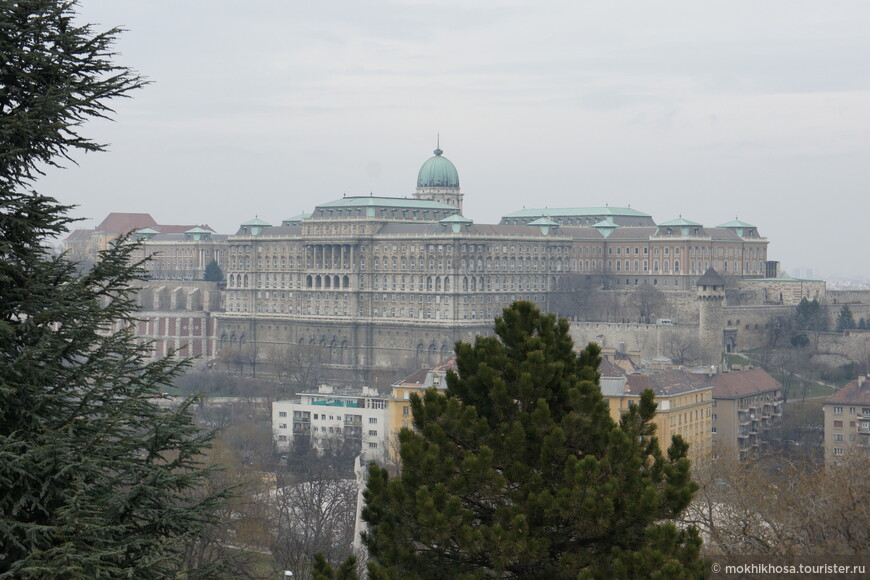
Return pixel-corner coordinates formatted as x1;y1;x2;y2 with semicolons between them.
697;268;726;366
414;145;463;213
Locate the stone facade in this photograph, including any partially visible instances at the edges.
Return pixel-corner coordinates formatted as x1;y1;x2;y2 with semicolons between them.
80;147;777;385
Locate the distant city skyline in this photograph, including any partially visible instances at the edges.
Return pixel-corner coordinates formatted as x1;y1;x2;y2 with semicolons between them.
39;1;870;279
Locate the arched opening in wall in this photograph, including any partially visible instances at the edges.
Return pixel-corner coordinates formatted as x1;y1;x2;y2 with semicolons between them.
229;274;235;287
316;275;322;289
324;276;331;289
428;343;437;365
416;343;424;362
471;277;476;291
340;340;348;364
440;344;450;360
243;274;249;288
306;275;313;288
427;276;433;291
219;333;227;348
329;338;337;362
726;336;736;353
444;276;451;291
343;275;350;288
298;337;305;345
435;276;442;291
309;338;316;345
333;275;340;288
463;276;469;291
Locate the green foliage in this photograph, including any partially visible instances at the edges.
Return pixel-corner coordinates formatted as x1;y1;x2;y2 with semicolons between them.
204;259;224;282
794;298;827;332
312;554;360;580
0;2;229;577
361;302;703;579
790;333;810;348
835;305;856;332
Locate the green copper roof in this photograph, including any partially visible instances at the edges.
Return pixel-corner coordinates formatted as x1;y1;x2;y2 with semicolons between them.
241;217;272;227
659;216;702;227
592;217;619;228
502;206;651;218
592;217;619;237
318;196;455;210
717;218;756;228
185;227;212;234
135;227;159;235
440;214;472;223
528;217;559;226
417;148;460;188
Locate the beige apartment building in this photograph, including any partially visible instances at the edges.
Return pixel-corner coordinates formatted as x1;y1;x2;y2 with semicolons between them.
823;377;870;465
711;368;784;461
599;359;714;465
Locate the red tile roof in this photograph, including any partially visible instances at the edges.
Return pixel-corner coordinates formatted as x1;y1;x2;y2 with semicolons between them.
825;379;870;406
712;368;781;399
97;213;156;233
625;369;712;396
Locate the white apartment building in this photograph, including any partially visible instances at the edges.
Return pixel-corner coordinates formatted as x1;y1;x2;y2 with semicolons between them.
273;385;391;463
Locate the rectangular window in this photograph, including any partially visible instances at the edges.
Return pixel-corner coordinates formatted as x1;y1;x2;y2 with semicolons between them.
834;406;844;414
833;447;844;456
833;420;843;428
369;417;377;424
279;411;287;418
278;423;287;429
368;430;378;436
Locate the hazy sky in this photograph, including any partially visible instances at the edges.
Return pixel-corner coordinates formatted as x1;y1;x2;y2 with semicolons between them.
41;1;870;279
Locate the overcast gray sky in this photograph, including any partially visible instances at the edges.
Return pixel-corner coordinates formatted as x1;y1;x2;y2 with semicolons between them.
41;0;870;279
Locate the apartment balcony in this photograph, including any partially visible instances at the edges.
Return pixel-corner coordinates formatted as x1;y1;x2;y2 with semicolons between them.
292;423;311;434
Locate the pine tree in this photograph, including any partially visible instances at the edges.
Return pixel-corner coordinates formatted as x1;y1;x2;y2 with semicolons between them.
835;305;856;332
1;2;229;577
204;259;224;282
361;302;703;579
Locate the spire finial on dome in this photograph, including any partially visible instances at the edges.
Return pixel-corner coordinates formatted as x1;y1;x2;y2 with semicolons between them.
434;133;442;156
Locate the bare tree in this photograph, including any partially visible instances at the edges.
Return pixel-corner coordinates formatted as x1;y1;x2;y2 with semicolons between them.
682;454;870;556
269;344;327;391
634;284;667;324
667;333;700;366
270;454;358;580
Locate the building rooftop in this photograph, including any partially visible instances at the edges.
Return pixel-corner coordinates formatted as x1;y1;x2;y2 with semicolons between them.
624;369;713;397
97;212;157;234
825;377;870;406
502;206;651;219
712;368;781;399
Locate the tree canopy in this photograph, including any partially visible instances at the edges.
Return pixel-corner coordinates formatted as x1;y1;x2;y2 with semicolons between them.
1;2;228;577
361;301;703;579
835;305;856;332
204;259;224;282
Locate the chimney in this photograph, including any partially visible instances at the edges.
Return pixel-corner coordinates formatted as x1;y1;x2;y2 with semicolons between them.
859;375;866;389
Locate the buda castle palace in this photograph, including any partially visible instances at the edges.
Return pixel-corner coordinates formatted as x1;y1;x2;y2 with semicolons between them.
69;146;775;386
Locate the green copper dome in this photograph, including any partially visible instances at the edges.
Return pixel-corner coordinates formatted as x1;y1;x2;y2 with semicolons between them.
417;148;459;188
